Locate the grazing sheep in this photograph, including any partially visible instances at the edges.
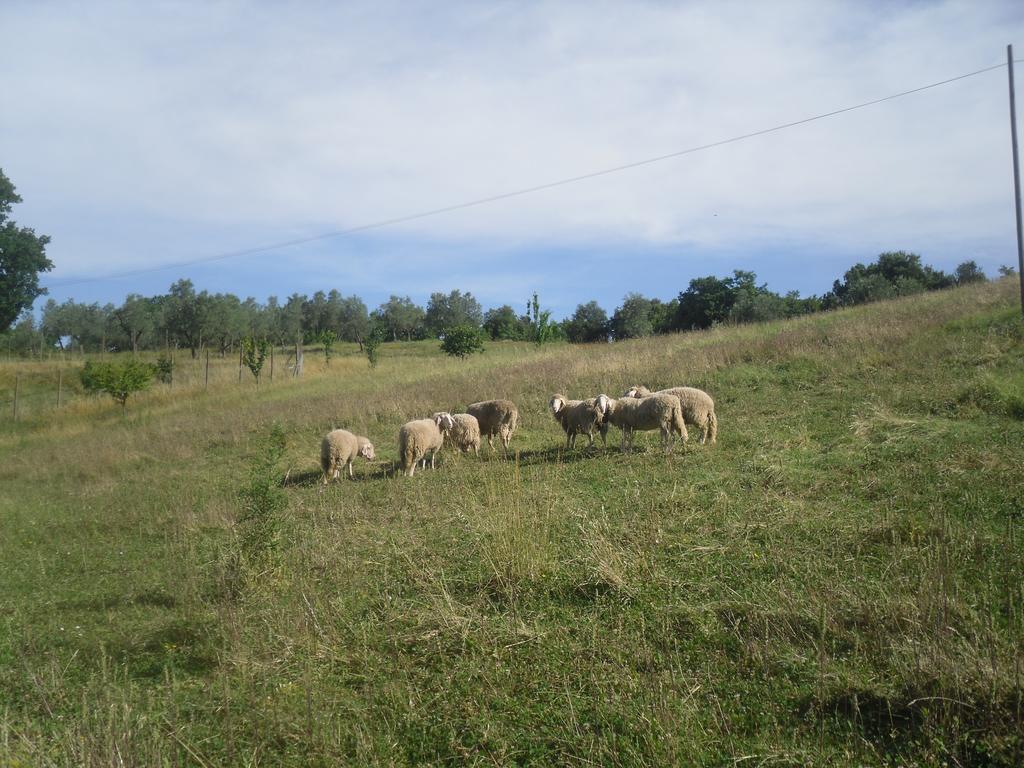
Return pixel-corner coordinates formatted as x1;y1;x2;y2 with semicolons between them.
466;399;519;455
624;385;718;445
549;394;608;449
398;413;454;477
432;412;481;455
596;393;687;453
320;429;376;483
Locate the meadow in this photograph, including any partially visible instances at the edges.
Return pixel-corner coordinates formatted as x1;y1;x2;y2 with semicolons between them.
1;278;1023;766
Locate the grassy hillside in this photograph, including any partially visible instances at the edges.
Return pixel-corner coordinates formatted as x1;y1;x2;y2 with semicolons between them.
2;279;1023;766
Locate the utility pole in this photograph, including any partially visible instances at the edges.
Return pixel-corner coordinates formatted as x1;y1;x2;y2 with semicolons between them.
1009;45;1024;317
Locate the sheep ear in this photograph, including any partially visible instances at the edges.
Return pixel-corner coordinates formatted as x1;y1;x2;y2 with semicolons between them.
624;387;636;397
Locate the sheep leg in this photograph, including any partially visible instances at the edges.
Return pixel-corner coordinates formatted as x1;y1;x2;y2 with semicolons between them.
347;460;354;479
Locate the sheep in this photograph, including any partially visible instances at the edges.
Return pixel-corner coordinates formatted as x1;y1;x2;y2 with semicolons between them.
398;412;455;477
320;429;376;483
432;412;481;455
465;399;519;455
624;384;718;445
595;392;687;453
549;394;608;449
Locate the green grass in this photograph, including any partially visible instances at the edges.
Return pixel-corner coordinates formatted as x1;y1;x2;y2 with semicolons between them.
2;279;1023;766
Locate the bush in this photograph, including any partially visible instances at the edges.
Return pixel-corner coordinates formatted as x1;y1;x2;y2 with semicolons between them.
440;325;485;359
79;359;156;412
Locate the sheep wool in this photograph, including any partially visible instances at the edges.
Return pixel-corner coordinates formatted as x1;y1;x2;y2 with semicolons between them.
432;412;481;455
398;413;454;477
596;392;687;453
466;399;519;455
549;394;608;449
320;429;376;483
624;384;718;444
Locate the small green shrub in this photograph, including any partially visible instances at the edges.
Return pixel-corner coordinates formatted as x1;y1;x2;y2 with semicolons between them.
440;325;485;359
79;359;156;412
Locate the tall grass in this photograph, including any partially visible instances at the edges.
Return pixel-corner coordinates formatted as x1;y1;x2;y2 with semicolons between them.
1;278;1022;765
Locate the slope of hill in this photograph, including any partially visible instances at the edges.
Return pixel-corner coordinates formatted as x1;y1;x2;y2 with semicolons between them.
2;279;1023;766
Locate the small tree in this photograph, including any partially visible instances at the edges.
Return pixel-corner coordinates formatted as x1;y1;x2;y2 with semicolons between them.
364;326;384;368
154;354;174;384
526;292;558;345
80;359;155;413
319;329;337;365
440;325;485;359
241;336;270;386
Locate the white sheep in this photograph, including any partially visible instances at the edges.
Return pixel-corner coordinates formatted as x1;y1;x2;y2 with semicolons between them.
398;413;454;477
466;399;519;455
320;429;376;483
549;394;608;449
432;412;481;455
596;392;687;453
624;385;718;445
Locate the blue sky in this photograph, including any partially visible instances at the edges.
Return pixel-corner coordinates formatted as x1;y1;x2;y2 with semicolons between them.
2;0;1023;320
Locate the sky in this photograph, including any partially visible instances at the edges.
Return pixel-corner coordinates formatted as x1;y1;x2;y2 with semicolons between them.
2;0;1023;320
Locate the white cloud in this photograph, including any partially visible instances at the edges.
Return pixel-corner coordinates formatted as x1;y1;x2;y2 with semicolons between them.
1;0;1022;289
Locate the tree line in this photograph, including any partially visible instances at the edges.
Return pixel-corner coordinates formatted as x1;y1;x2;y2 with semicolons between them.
1;251;1002;358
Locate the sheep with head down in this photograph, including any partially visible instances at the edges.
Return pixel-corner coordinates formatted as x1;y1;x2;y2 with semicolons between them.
596;392;687;453
466;399;519;456
624;385;717;445
549;394;608;449
398;412;455;477
432;411;481;456
320;429;376;483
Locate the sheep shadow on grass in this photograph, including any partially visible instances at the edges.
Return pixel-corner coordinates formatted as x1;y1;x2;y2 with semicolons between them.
282;462;398;487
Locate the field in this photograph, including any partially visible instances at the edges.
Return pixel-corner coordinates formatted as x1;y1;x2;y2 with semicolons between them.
2;279;1023;766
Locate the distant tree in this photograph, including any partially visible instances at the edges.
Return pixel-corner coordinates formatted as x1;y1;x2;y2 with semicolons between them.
302;291;331;338
375;295;425;341
319;329;336;364
610;293;655;340
998;265;1017;277
364;323;385;368
0;169;54;332
440;324;485;359
649;298;679;335
425;290;483;337
115;294;159;353
3;313;43;356
164;279;205;357
525;293;560;344
278;293;305;345
826;252;953;308
955;260;986;285
483;305;524;340
564;301;609;343
80;359;156;413
674;275;739;330
335;295;370;349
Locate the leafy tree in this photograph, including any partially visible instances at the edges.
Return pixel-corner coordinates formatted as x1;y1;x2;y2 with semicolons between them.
425;290;483;337
998;265;1017;277
3;313;43;356
483;305;525;340
649;298;679;335
164;279;205;357
525;293;560;344
277;293;306;345
954;260;986;285
114;294;159;353
335;295;370;349
302;291;331;338
319;329;337;364
826;252;953;308
80;359;156;412
440;324;485;359
610;293;654;340
564;301;609;343
374;295;425;341
364;324;385;368
674;275;739;330
0;169;54;332
241;336;270;386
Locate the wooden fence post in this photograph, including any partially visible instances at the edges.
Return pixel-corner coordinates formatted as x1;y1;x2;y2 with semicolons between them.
57;369;63;408
13;375;20;421
269;345;274;382
238;347;243;383
205;350;210;390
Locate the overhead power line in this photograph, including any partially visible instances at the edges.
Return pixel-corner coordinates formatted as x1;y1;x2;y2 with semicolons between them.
48;60;1015;289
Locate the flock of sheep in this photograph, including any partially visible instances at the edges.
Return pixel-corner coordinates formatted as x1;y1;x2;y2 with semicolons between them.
320;384;718;482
